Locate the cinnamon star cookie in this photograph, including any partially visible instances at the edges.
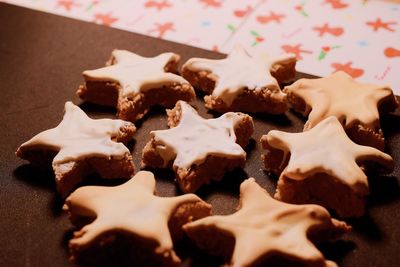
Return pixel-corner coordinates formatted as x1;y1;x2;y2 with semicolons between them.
261;116;394;217
284;71;398;150
16;102;135;197
184;178;350;267
65;171;212;267
182;45;296;114
142;101;254;193
77;49;195;122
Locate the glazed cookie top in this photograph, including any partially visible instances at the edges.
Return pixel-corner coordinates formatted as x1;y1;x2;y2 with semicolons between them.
65;171;209;258
151;101;247;169
83;50;189;98
182;45;296;105
262;116;394;194
284;71;398;131
18;102;134;164
184;178;350;267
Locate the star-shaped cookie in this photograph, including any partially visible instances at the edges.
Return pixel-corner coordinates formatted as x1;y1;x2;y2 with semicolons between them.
261;116;394;217
142;101;254;193
77;49;196;122
16;101;135;197
284;71;398;150
184;178;350;267
181;45;296;114
65;171;212;267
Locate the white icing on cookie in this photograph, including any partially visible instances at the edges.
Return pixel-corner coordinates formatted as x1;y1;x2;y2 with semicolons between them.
151;101;246;169
83;50;189;98
264;116;393;193
19;102;132;164
183;45;295;105
184;178;350;267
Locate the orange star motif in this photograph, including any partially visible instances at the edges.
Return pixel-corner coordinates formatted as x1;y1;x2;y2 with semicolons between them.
313;23;344;37
184;178;351;267
323;0;348;9
199;0;222;8
144;0;172;10
281;44;312;60
257;11;285;24
94;13;118;26
366;18;396;32
148;22;175;38
57;0;79;11
331;61;364;78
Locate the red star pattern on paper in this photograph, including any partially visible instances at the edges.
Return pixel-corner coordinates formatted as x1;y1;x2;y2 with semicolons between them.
234;5;252;18
57;0;79;11
331;62;364;78
148;22;175;38
366;18;397;32
384;47;400;58
257;11;285;24
281;44;312;60
323;0;348;9
144;0;172;11
199;0;222;8
93;13;118;26
313;23;344;37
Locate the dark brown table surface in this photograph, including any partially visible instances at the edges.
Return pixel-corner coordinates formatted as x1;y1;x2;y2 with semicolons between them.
1;3;399;267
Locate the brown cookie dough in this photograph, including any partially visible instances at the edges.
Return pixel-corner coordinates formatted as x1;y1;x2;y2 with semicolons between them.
77;49;196;122
16;102;136;197
142;101;254;193
260;116;394;217
181;45;296;114
64;171;212;267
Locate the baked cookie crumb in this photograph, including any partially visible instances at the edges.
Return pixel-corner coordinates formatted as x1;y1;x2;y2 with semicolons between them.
284;71;399;150
77;50;196;122
184;177;350;267
182;45;296;114
260;116;394;217
142;100;254;193
16;102;136;197
64;171;212;267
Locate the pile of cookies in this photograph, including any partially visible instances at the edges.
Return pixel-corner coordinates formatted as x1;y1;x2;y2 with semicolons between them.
16;46;398;267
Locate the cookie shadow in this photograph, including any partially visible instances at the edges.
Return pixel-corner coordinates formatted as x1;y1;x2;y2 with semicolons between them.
78;102;117;118
368;175;400;207
381;113;400;139
318;239;356;265
177;237;222;267
244;138;257;158
13;164;65;215
251;112;292;127
346;214;382;242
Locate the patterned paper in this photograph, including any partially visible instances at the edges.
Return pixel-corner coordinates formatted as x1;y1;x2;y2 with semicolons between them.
6;0;400;94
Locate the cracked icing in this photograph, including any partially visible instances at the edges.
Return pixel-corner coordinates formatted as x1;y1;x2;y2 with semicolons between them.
184;178;350;267
183;45;295;105
83;50;189;98
18;101;134;164
150;101;246;169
